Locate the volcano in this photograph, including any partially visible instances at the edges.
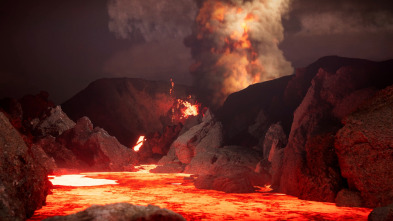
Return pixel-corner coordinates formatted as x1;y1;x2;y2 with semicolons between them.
1;56;393;220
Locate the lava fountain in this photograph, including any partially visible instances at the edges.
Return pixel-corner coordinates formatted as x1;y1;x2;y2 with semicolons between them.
30;165;371;220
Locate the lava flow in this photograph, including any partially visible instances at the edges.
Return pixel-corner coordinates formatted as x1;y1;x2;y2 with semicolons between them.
132;135;146;152
30;165;371;220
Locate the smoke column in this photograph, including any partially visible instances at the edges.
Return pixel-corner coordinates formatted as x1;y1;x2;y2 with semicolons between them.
185;0;294;109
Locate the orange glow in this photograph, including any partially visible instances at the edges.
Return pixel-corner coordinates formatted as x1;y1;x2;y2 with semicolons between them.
192;0;269;106
30;167;372;221
49;175;118;187
177;99;199;119
132;136;146;152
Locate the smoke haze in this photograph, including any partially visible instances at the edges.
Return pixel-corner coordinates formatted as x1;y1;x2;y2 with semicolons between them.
0;0;392;104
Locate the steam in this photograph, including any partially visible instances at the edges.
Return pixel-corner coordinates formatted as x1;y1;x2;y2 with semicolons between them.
186;0;294;109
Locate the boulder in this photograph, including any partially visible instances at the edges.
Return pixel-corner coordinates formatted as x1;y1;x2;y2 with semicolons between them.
263;123;287;161
280;64;380;202
184;146;260;176
335;85;393;207
51;117;138;171
368;204;393;221
32;106;76;137
335;189;363;207
194;175;255;193
0;112;51;221
44;203;186;221
36;136;84;170
184;146;269;188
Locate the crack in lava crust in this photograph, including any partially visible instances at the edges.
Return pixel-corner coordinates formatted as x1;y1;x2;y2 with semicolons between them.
30;166;371;220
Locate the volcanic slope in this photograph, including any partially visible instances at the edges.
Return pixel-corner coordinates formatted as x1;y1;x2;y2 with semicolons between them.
62;78;192;148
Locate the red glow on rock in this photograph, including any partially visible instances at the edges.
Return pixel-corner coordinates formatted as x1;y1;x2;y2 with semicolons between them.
30;166;372;220
133;136;146;152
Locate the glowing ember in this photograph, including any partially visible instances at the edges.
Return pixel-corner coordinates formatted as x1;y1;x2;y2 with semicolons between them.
169;79;200;121
30;169;372;220
49;175;118;187
177;99;199;119
133;135;146;152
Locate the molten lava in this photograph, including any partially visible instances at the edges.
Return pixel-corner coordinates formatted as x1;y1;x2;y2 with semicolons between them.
133;136;146;152
30;166;372;221
177;99;199;119
169;79;200;121
49;175;118;187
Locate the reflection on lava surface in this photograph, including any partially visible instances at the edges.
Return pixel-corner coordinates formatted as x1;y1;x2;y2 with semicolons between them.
30;165;371;220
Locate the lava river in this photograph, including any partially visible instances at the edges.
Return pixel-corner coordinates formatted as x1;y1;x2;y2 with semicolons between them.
29;165;371;220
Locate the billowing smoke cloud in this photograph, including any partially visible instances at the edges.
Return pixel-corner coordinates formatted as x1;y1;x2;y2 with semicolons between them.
280;0;393;67
106;0;197;84
108;0;197;42
186;0;294;109
290;0;393;36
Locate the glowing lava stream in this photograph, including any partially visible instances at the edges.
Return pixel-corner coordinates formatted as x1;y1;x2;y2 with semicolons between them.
30;165;371;220
132;136;146;152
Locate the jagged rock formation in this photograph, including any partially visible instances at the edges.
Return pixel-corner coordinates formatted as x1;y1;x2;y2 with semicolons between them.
215;56;393;205
62;78;192;148
1;93;138;173
0;112;51;221
31;105;76;137
335;86;393;208
44;203;186;221
152;111;269;192
52;117;137;171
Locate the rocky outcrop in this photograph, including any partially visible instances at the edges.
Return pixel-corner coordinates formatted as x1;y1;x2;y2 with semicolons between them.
368;203;393;221
152;111;223;172
0;112;51;221
44;203;186;221
335;86;393;208
184;145;268;192
218;76;292;147
335;189;363;207
279;57;393;203
51;117;137;171
62;78;192;148
194;175;255;193
31;106;76;137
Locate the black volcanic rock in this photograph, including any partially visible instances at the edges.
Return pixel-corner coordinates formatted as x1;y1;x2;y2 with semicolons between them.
335;85;393;208
368;203;393;221
62;78;192;148
215;56;393;203
0;112;51;221
44;203;186;221
217;75;292;147
217;56;392;148
52;117;138;171
280;58;393;203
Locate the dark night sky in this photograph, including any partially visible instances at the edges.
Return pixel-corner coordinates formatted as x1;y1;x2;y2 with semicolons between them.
1;0;393;104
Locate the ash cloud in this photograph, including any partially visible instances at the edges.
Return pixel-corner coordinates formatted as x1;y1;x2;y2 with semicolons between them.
107;0;197;42
186;0;294;109
291;0;393;36
280;0;393;67
106;0;197;85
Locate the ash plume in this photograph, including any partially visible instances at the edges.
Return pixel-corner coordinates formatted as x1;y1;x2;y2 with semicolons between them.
107;0;197;42
185;0;294;109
